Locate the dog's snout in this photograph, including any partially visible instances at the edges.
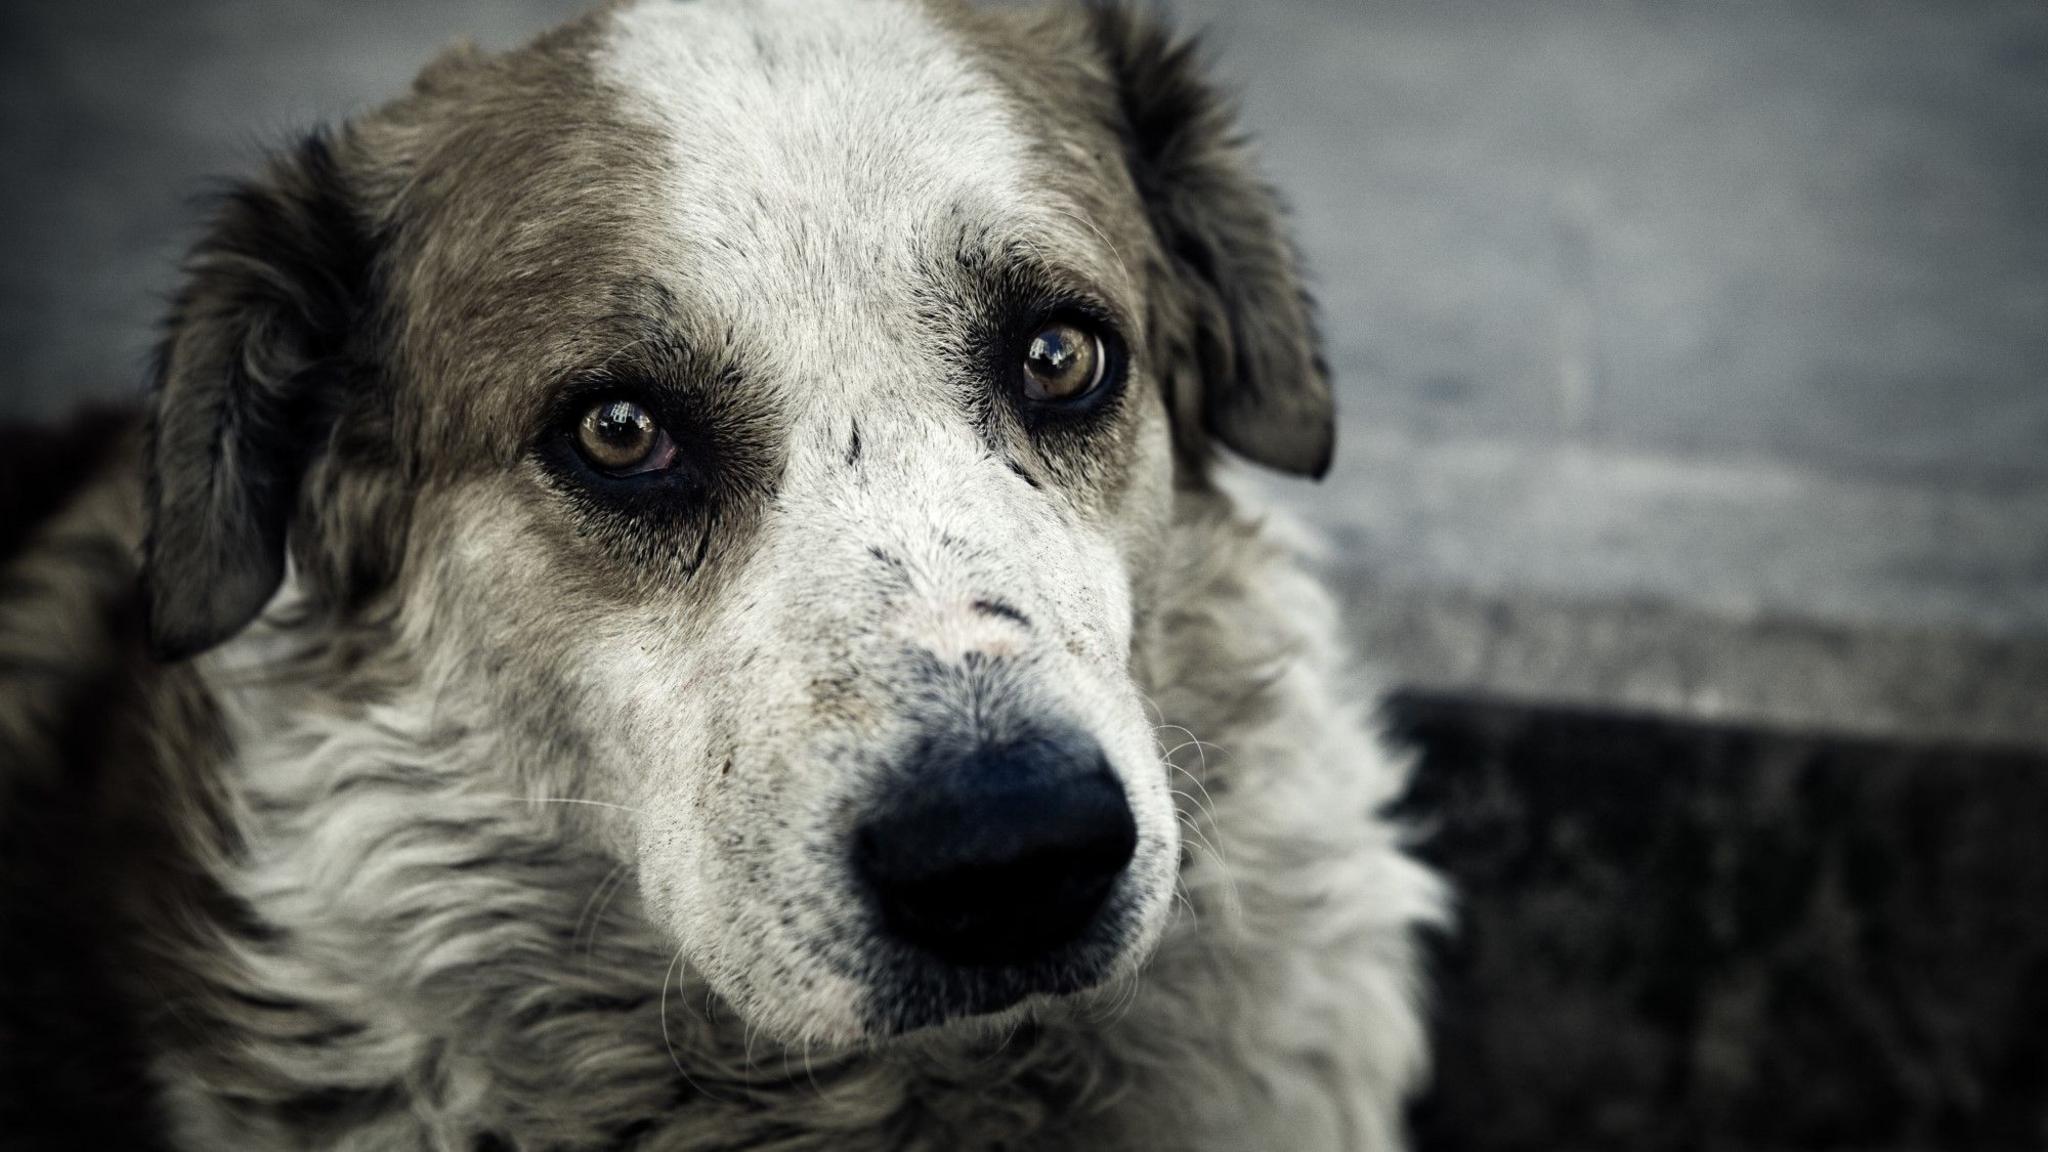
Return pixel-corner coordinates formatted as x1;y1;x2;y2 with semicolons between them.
854;729;1137;967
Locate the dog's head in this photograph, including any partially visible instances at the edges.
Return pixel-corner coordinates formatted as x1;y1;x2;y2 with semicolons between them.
142;0;1327;1044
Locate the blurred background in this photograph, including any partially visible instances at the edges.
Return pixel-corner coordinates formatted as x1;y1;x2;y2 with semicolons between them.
4;0;2046;1146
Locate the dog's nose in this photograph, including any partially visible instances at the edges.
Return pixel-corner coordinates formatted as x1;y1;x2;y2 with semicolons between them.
854;729;1137;967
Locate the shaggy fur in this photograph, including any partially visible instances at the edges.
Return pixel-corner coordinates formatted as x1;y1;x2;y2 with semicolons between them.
0;1;1444;1148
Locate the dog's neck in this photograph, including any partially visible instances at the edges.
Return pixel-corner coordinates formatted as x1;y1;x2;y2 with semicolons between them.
128;486;1433;1152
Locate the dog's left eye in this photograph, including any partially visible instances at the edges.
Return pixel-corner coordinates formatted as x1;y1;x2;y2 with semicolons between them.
1021;320;1110;404
574;399;677;476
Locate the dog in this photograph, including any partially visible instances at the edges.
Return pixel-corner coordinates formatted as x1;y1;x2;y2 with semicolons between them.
0;0;1444;1147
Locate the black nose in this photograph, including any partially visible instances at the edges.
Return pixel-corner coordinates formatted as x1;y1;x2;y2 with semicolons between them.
854;729;1138;967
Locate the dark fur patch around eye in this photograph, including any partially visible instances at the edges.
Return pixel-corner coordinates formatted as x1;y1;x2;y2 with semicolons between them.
915;241;1136;489
531;332;780;578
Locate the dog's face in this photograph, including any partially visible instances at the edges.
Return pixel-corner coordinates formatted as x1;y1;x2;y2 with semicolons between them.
141;0;1330;1045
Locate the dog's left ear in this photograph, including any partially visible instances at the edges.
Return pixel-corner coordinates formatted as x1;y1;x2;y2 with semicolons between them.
1086;3;1332;478
143;132;376;660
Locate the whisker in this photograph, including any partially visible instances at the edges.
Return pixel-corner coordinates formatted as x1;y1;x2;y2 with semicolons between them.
1133;689;1165;730
1166;784;1218;826
572;864;627;959
1094;968;1142;1029
1046;203;1134;294
587;874;635;961
1159;734;1227;787
802;1037;824;1097
1175;815;1242;922
1174;810;1226;865
590;333;659;378
991;1016;1025;1057
1160;738;1230;771
1156;729;1229;815
1110;978;1144;1028
1172;879;1201;929
660;945;729;1103
1151;721;1197;754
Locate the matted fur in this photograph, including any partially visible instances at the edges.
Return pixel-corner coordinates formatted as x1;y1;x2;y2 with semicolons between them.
0;2;1444;1149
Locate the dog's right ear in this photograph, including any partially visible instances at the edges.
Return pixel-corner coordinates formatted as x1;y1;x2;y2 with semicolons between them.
144;132;376;661
1084;2;1334;479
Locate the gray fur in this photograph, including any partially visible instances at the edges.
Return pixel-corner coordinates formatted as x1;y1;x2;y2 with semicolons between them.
1;2;1443;1148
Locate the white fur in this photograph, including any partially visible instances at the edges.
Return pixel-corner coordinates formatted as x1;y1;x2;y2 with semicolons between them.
582;0;1179;1044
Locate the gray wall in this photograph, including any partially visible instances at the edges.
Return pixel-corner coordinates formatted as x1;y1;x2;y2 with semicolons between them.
4;0;2044;738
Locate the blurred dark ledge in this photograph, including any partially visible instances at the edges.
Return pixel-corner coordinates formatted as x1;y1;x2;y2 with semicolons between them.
1346;573;2048;753
1389;689;2048;1151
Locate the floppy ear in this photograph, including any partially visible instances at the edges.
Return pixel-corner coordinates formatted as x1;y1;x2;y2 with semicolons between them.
1087;3;1333;478
143;132;376;660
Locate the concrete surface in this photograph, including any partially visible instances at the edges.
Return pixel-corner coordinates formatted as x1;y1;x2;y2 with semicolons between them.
3;0;2044;742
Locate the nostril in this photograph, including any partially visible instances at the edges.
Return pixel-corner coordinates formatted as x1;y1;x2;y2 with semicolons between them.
854;734;1136;967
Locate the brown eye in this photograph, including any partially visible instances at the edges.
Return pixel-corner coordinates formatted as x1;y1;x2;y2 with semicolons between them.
575;399;676;475
1021;320;1106;403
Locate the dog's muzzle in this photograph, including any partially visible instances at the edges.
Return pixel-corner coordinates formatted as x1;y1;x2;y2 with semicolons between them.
854;726;1137;971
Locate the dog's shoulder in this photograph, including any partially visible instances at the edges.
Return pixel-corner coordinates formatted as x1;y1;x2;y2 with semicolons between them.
0;409;181;1149
0;405;138;565
1111;485;1444;1148
0;406;151;783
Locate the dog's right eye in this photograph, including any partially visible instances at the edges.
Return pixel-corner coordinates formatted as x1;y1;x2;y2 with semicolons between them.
574;399;677;476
